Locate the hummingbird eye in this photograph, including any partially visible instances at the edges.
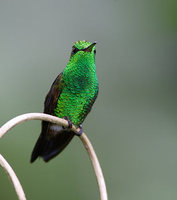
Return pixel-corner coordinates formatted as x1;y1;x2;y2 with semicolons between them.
94;49;96;54
72;47;79;55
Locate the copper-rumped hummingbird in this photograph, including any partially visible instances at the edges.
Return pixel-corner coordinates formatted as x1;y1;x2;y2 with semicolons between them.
31;40;99;162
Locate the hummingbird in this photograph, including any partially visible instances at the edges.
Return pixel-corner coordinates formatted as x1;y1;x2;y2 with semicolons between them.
30;40;99;162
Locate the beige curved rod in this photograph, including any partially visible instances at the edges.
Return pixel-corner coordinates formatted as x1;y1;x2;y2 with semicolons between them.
0;113;108;200
0;154;26;200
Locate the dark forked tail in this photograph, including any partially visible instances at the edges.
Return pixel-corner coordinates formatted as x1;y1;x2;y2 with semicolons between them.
30;131;74;163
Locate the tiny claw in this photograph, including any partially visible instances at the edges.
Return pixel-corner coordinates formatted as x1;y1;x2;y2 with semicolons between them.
67;120;73;129
63;117;73;129
76;125;83;136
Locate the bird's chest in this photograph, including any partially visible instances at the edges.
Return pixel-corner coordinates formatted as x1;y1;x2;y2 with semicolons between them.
54;83;96;125
66;68;91;92
59;86;95;112
54;67;97;125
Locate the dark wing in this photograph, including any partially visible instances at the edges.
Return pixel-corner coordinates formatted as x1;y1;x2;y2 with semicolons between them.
31;72;74;163
40;72;63;136
44;72;63;115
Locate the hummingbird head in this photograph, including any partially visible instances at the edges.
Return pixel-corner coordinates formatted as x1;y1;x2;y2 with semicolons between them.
69;40;97;62
64;40;97;87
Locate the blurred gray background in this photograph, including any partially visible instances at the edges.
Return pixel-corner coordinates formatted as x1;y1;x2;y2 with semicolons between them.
0;0;176;199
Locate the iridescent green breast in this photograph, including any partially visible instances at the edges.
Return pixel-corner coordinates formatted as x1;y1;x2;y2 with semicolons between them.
54;40;98;126
54;86;98;126
54;75;98;126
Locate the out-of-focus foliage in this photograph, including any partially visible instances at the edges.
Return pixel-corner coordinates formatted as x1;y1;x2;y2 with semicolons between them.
0;0;176;199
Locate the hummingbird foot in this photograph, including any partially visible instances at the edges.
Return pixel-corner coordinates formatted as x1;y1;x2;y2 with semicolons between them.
63;117;73;129
63;117;83;136
76;125;83;136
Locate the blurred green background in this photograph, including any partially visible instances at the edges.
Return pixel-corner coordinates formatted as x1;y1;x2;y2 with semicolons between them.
0;0;176;199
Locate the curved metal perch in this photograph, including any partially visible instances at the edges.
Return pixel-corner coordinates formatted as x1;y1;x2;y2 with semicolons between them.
0;113;108;200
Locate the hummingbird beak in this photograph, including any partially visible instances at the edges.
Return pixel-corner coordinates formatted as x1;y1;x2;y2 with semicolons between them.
83;41;97;53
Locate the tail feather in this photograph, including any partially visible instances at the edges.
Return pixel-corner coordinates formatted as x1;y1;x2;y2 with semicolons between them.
30;131;74;163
